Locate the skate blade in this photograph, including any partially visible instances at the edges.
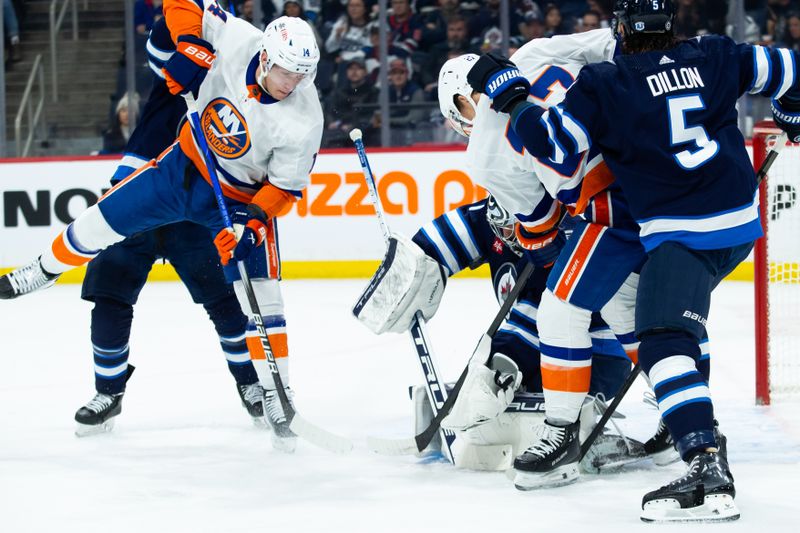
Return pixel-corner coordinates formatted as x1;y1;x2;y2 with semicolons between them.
513;463;579;491
580;453;647;474
641;494;740;523
252;416;270;430
650;447;681;466
75;419;115;438
271;433;298;454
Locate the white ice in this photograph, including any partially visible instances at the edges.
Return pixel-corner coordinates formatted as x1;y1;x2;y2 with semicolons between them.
0;279;798;532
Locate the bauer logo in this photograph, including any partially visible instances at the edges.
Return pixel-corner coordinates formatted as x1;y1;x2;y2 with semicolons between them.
201;98;251;160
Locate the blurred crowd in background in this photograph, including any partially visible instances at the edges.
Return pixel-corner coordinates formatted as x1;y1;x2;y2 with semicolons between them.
6;0;800;151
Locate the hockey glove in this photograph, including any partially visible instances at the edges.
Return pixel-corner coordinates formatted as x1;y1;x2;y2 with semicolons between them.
214;204;269;266
163;35;216;97
466;53;530;114
515;224;566;268
771;94;800;143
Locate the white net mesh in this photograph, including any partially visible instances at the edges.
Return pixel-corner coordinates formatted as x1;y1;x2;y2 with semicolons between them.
763;139;800;398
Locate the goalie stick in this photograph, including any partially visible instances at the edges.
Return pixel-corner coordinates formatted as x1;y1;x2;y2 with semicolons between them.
366;260;534;456
350;128;457;462
579;130;789;462
186;96;352;454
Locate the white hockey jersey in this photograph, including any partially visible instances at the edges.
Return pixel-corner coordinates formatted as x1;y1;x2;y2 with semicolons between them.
167;0;323;206
467;29;617;231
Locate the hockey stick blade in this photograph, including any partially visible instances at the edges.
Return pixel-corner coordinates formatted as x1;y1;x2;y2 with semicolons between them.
290;414;354;454
365;435;419;456
367;262;535;456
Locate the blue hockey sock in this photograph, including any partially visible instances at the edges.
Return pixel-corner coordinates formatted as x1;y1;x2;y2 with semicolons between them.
91;298;133;395
205;296;258;386
639;330;715;460
495;297;542;391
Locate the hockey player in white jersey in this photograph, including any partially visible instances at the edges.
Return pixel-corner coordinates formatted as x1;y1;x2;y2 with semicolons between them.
0;1;322;453
437;31;669;489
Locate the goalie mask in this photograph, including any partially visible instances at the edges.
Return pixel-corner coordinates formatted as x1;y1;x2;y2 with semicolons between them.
438;54;480;137
486;196;523;256
259;16;319;92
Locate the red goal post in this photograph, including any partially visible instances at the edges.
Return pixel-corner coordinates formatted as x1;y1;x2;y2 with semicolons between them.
753;121;799;405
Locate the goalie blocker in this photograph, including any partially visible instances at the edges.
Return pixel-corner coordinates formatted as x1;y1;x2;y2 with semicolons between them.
353;234;447;334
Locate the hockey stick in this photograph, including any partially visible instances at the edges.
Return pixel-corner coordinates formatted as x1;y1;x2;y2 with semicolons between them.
185;96;352;454
349;128;457;462
367;261;534;456
578;131;789;461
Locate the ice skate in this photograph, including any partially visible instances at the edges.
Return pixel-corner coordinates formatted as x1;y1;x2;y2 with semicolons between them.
237;382;268;428
641;451;739;523
264;387;297;453
513;420;580;490
74;392;125;437
580;432;647;473
0;257;60;300
644;419;681;466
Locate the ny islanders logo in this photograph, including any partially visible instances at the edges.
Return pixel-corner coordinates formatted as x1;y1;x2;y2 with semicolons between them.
201;98;251;159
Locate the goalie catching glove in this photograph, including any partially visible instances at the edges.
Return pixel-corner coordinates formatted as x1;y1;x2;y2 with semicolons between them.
441;334;522;432
353;234;446;334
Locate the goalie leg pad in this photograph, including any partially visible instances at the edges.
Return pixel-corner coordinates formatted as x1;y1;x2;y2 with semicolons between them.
353;234;446;334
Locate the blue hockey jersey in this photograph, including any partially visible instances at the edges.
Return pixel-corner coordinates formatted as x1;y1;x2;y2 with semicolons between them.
511;35;800;251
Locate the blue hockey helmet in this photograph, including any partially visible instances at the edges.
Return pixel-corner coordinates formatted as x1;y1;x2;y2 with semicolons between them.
614;0;675;38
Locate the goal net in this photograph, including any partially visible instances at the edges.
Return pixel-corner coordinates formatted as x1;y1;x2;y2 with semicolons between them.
754;122;800;404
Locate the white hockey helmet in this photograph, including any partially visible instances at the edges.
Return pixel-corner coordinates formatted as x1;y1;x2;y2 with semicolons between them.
438;53;479;137
260;16;319;90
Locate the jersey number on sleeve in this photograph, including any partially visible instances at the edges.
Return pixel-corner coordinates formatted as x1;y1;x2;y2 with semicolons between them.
505;65;582;177
667;94;719;170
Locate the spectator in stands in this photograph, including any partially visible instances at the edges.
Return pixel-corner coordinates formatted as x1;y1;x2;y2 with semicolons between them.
468;0;522;42
363;23;411;83
779;12;800;51
674;0;705;39
518;8;545;44
325;56;379;147
543;3;567;37
282;0;304;18
386;56;428;128
237;0;255;24
576;10;601;32
421;14;472;93
134;0;163;35
768;0;797;45
102;93;140;155
388;0;424;55
419;0;467;51
3;0;21;63
326;0;373;63
586;0;612;25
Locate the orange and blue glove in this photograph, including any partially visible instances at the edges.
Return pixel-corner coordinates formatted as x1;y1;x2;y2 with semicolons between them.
214;204;269;266
163;35;215;97
515;223;566;268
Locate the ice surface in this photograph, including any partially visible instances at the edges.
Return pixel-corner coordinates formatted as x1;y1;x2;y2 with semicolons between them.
0;280;797;532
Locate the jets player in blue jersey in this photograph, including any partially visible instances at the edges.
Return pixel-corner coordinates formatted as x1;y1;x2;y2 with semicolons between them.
411;196;633;401
467;0;800;522
354;193;646;469
73;17;265;436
